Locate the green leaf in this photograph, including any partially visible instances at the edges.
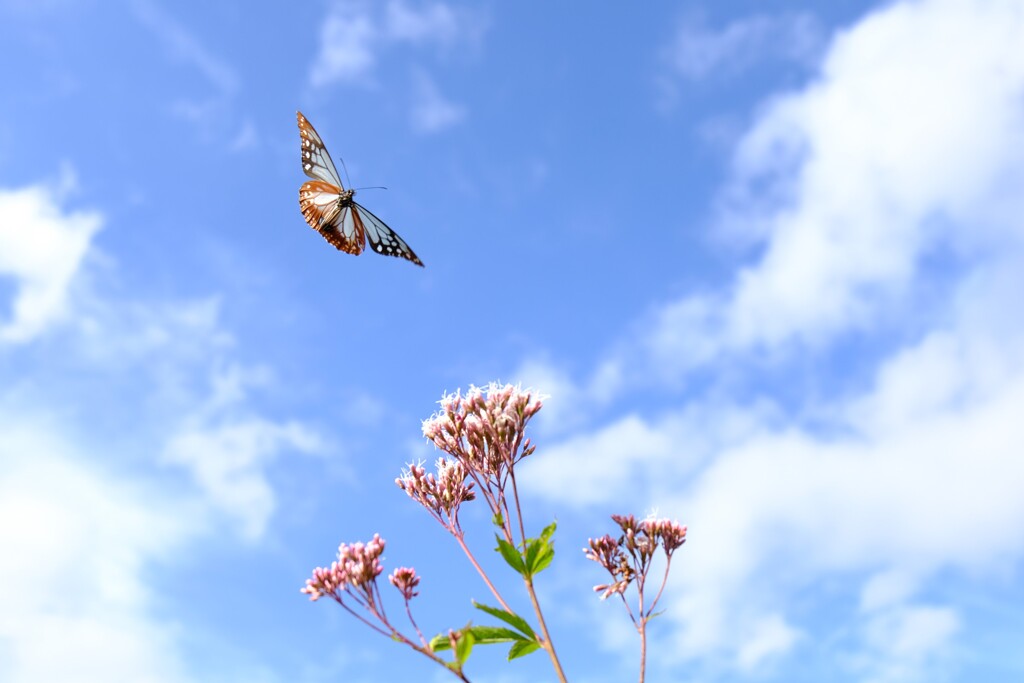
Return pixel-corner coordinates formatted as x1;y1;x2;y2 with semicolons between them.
529;541;555;574
430;633;452;652
519;521;557;576
472;601;537;640
492;512;505;528
454;629;475;667
507;640;542;661
464;625;525;644
524;538;541;575
524;538;554;576
496;536;525;574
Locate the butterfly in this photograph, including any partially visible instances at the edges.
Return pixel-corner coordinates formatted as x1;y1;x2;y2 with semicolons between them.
297;111;424;266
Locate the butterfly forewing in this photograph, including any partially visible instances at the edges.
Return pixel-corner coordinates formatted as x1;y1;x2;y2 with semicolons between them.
297;111;344;187
352;202;424;266
296;111;424;266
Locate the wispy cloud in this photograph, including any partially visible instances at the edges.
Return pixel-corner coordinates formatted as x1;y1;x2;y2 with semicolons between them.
131;0;255;149
309;3;377;87
163;372;324;540
665;12;823;81
410;70;465;133
132;0;238;95
385;0;462;44
0;170;101;344
229;118;259;151
614;0;1024;390
308;0;484;133
522;0;1024;677
309;0;484;87
0;411;196;682
0;172;323;679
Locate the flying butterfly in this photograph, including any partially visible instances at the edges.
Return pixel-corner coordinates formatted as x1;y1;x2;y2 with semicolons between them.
296;111;423;266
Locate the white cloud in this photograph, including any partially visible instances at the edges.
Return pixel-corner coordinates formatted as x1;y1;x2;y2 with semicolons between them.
0;416;194;683
309;1;378;86
513;357;591;435
523;0;1024;677
385;0;461;44
410;70;465;133
308;1;482;135
131;0;251;148
666;12;823;81
0;173;101;344
736;614;801;671
856;605;959;683
0;177;326;678
132;0;239;95
229;118;259;151
309;0;484;90
617;0;1024;389
534;318;1024;673
859;568;921;612
163;416;322;540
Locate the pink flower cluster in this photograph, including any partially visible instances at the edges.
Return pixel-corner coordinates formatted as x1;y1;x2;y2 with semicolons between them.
301;534;387;602
586;534;636;599
585;515;688;600
395;458;476;528
612;514;688;561
641;517;688;555
389;566;421;601
421;383;543;479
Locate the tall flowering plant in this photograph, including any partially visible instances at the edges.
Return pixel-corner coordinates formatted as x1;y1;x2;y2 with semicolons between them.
302;383;687;682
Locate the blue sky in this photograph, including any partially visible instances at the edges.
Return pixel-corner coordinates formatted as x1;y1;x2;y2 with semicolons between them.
2;0;1024;681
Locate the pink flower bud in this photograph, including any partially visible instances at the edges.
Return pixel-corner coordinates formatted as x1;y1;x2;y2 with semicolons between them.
389;566;421;600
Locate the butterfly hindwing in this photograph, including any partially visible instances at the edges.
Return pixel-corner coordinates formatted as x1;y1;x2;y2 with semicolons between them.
299;180;364;255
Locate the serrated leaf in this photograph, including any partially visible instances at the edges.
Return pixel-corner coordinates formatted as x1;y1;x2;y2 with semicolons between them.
524;532;556;575
496;536;525;573
464;625;524;644
472;601;537;640
540;521;557;543
524;538;541;575
530;542;555;574
507;640;541;661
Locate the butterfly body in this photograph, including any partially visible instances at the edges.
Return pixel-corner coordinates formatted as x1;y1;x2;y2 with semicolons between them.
296;111;423;266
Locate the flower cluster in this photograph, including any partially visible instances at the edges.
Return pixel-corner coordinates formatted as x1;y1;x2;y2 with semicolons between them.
301;534;386;603
641;517;688;556
585;515;687;600
396;458;476;530
421;383;543;481
585;534;636;599
389;566;421;601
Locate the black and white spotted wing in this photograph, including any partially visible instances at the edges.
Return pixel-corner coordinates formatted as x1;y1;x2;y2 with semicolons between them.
297;111;343;187
295;111;424;267
350;200;423;265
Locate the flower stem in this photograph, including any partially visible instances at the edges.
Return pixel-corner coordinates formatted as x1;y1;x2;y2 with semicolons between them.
523;576;568;683
453;532;515;614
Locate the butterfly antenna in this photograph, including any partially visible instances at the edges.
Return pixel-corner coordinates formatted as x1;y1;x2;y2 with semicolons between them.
338;156;352;188
355;185;388;192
